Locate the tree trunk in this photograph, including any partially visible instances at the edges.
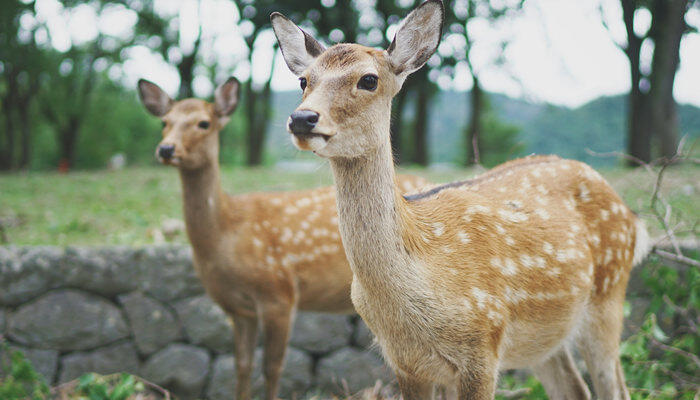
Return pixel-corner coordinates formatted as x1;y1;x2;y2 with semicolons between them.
412;69;430;166
647;0;687;159
390;89;408;164
1;108;16;170
621;0;652;164
59;117;80;169
466;77;483;165
244;81;262;166
19;102;31;169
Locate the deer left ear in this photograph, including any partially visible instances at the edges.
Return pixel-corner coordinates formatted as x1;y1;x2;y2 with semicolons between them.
386;0;444;78
214;77;239;125
271;12;325;76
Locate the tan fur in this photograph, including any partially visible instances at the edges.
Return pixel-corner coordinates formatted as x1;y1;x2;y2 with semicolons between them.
273;2;648;398
139;81;429;400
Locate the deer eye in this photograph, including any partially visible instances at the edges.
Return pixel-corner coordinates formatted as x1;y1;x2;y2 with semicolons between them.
358;74;378;91
300;77;307;91
198;121;210;130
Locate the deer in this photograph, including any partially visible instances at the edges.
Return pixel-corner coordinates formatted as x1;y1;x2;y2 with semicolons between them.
272;1;652;398
137;77;428;400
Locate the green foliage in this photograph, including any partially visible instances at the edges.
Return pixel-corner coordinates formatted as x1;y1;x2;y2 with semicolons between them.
0;343;50;400
75;373;145;400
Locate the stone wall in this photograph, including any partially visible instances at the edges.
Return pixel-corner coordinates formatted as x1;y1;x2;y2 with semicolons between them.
0;245;391;399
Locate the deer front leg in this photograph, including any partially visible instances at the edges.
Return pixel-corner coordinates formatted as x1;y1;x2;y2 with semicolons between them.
232;314;258;400
397;374;435;400
261;303;294;400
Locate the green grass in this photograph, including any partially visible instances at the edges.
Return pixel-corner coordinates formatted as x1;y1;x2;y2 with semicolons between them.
0;163;697;246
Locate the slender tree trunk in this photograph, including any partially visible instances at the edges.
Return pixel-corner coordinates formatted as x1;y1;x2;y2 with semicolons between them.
59;117;80;169
411;69;430;166
1;108;16;170
621;0;652;164
647;0;687;159
244;80;261;165
391;89;408;164
19;102;31;169
466;77;483;165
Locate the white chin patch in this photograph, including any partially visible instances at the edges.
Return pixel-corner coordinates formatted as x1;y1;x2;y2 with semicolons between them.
291;135;328;153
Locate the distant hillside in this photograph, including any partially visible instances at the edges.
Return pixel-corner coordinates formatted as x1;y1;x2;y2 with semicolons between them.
267;90;700;166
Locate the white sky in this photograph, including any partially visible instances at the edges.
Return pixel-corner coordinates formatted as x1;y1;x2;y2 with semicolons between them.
28;0;700;108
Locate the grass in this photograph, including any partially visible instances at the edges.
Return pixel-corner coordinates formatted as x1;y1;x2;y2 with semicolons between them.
0;163;698;246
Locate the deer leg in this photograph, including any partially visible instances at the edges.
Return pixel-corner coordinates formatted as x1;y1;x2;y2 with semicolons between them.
397;374;435;400
577;298;630;400
261;303;294;400
457;367;496;400
232;314;258;400
532;347;591;400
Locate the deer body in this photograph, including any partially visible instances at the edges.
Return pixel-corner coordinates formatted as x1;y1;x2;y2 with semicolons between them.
138;80;427;400
273;1;651;398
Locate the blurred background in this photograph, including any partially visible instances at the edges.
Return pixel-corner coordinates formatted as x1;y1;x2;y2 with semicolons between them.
1;0;699;171
0;1;699;398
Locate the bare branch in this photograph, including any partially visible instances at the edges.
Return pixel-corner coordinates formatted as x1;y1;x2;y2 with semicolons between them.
653;249;700;268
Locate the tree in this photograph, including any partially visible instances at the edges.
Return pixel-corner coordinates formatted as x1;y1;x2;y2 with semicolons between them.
0;0;44;170
603;0;698;163
443;0;524;165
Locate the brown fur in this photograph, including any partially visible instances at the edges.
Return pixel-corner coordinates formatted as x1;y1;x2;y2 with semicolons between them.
273;1;648;398
139;81;429;400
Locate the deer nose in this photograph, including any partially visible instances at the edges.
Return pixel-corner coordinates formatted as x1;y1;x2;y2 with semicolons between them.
158;144;175;160
288;110;319;135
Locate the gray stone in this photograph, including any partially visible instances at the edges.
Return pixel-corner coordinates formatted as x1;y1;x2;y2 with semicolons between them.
141;344;211;400
175;295;233;353
206;348;314;400
317;348;394;394
7;289;129;351
135;246;203;302
119;291;181;355
4;344;59;384
206;355;236;400
290;312;353;354
59;342;140;382
0;246;64;306
353;320;376;350
59;246;142;297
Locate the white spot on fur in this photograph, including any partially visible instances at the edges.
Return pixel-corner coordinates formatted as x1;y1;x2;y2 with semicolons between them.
495;224;506;235
505;236;515;246
271;198;282;205
301;221;310;230
457;231;470;243
296;198;311;207
520;254;534;268
432;222;445;237
536;184;548;194
285;206;299;215
543;242;554;255
252;237;263;248
472;288;489;309
604;248;613;265
579;183;591;202
535;208;550;220
600;209;610;221
492;257;517;275
498;209;528;223
466;205;491;214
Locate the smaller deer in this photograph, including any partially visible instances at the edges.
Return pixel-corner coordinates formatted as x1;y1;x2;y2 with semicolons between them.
137;78;428;400
273;1;651;399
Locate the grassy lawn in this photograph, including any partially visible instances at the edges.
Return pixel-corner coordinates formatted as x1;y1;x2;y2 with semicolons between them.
0;163;697;246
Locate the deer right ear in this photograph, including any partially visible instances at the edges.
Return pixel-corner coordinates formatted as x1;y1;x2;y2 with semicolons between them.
138;79;173;117
271;12;325;76
386;0;444;78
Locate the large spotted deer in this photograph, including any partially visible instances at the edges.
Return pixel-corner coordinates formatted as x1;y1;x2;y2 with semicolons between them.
137;78;428;400
272;1;651;399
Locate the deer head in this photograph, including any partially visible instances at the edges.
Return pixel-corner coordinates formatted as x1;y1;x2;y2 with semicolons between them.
137;78;239;169
271;0;443;159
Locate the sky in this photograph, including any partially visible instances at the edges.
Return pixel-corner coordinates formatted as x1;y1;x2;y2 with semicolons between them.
28;0;700;108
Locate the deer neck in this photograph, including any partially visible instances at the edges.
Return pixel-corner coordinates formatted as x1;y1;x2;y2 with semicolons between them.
329;139;418;287
178;162;228;256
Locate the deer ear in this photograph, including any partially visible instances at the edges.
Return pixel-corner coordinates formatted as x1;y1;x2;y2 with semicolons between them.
386;0;444;77
214;77;239;125
138;79;173;117
271;12;325;76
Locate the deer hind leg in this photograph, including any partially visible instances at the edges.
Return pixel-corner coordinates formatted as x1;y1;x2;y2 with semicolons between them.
577;297;630;400
397;374;435;400
232;314;259;400
532;347;591;400
261;303;294;400
457;367;497;400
